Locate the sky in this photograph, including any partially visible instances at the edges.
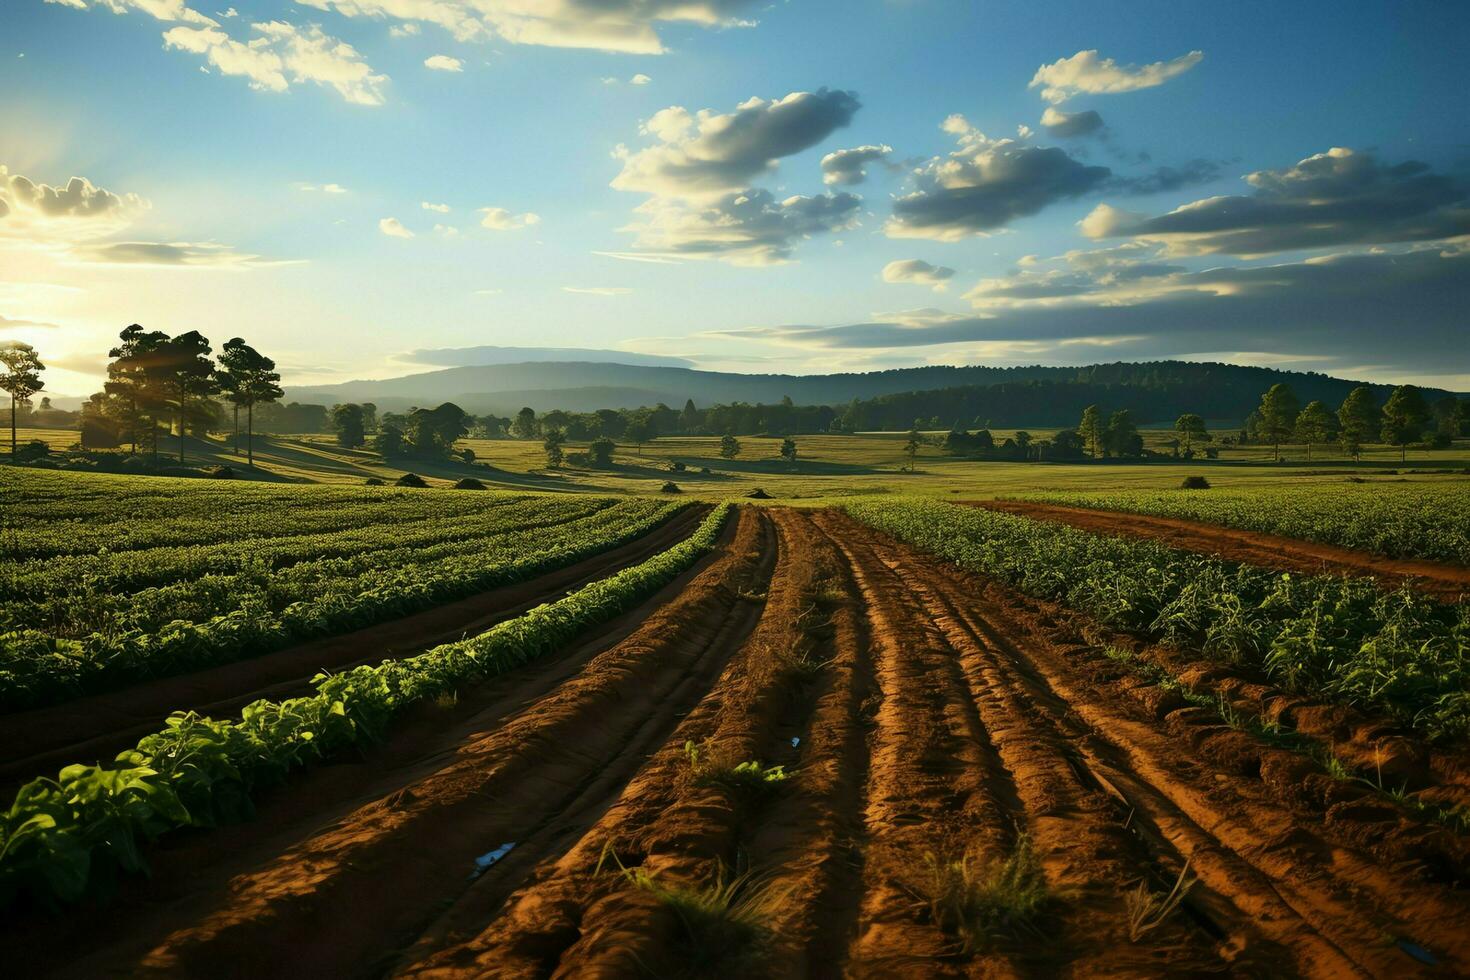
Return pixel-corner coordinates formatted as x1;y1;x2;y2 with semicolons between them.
2;0;1468;399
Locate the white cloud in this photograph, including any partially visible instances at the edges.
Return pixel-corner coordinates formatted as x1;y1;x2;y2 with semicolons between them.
216;6;236;16
293;0;759;53
612;89;860;199
298;181;348;193
47;0;217;26
623;188;861;266
882;258;955;291
0;166;148;243
1030;49;1203;104
164;20;389;105
69;240;291;267
433;223;459;236
629;73;651;85
379;216;414;238
478;207;540;230
424;54;463;72
389;23;420;37
820;144;892;186
1040;106;1104;138
421;201;450;212
562;286;632;295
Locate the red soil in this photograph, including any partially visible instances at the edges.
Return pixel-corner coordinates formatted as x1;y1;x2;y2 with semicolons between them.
979;499;1470;601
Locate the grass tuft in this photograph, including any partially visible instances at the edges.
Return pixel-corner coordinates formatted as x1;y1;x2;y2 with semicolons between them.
1125;860;1195;941
917;835;1050;955
684;741;789;801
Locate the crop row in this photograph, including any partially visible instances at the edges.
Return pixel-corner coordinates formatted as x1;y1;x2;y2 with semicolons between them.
0;469;533;559
0;499;686;712
0;504;734;909
1009;482;1470;564
846;499;1470;741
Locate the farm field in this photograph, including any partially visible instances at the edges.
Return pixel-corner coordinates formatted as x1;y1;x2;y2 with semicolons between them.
13;424;1470;501
2;471;1469;976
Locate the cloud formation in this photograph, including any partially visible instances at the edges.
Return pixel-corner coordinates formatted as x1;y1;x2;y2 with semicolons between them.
421;201;450;212
1082;147;1470;255
0;167;147;242
1030;49;1203;104
70;240;286;266
715;244;1470;374
612;89;860;198
478;207;540;230
46;0;216;26
562;286;632;295
1039;106;1103;138
625;188;860;265
885;119;1109;241
294;0;760;54
881;258;955;290
163;20;388;105
379;216;414;238
424;54;462;71
821;144;892;185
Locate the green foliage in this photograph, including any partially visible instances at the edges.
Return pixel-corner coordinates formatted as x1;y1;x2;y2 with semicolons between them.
542;428;566;468
847;498;1470;740
719;432;741;460
0;475;687;711
0;504;733;908
588;436;616;467
1337;386;1382;460
1014;483;1469;564
917;836;1049;954
683;741;789;801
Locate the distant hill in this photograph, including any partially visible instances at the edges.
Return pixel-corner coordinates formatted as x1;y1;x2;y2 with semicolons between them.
395;346;694;370
284;359;1461;425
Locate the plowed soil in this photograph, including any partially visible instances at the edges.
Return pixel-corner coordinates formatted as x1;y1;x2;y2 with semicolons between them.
980;499;1470;601
5;506;1468;979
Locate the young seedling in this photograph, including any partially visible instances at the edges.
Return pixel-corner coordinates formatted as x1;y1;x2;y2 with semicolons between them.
1125;861;1195;942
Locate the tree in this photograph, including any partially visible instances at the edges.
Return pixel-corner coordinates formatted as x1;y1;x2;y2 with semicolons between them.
679;398;701;433
374;420;405;457
217;338;282;466
331;403;366;448
1103;409;1142;458
153;331;217;464
543;428;566;468
719;432;741;460
361;402;378;434
404;403;471;456
1051;428;1085;459
624;418;652;456
1293;400;1335;461
779;437;797;466
511;406;538;439
1336;386;1380;461
1079;404;1103;459
104;324;169;454
1174;414;1209;456
1257;383;1299;461
1014;430;1033;460
588;435;616;467
0;342;45;456
1381;384;1430;462
902;427;921;471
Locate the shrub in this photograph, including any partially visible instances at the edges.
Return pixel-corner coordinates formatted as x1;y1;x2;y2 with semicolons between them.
458;448;476;463
395;472;428;488
661;481;681;493
747;487;772;499
669;460;686;472
206;465;236;480
363;477;384;486
11;439;49;462
1179;476;1210;490
453;477;487;490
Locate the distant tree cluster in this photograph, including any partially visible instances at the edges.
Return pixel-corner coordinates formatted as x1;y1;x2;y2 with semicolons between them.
1240;382;1452;461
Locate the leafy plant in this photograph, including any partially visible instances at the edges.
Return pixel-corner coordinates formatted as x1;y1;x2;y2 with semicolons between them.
916;835;1049;955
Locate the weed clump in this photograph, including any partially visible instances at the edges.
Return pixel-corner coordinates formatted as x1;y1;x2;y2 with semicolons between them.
600;849;789;976
394;472;428;488
683;741;788;801
916;835;1050;955
1179;475;1210;490
661;481;682;493
453;477;487;490
1125;862;1195;941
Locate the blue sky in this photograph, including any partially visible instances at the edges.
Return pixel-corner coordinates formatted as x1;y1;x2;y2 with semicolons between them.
2;0;1467;397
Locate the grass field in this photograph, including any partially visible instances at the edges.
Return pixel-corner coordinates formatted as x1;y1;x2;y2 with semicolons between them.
12;425;1469;502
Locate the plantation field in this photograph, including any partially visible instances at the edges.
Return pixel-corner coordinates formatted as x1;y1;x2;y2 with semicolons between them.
13;424;1470;502
0;468;689;711
3;470;1470;976
1011;482;1470;564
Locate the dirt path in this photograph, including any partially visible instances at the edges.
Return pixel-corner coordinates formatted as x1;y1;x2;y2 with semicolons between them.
0;504;709;792
979;500;1470;601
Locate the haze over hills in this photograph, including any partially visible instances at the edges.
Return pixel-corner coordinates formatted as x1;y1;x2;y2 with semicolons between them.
282;354;1463;426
